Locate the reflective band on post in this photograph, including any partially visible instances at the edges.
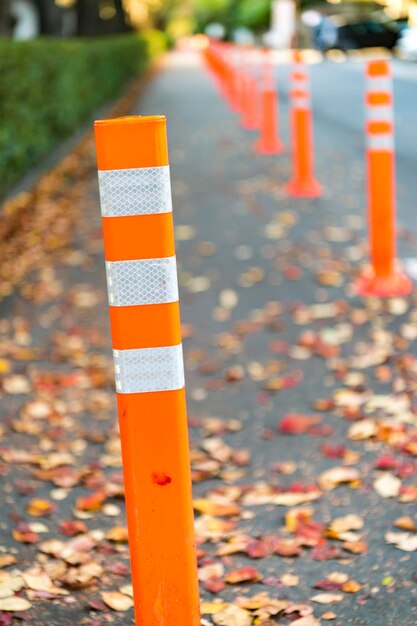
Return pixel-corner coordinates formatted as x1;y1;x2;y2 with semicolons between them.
367;134;394;151
98;166;172;217
113;344;185;394
293;98;310;109
106;256;179;307
366;106;393;122
367;77;392;93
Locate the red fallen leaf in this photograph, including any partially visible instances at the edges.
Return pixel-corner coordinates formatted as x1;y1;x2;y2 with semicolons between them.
320;443;347;459
225;567;263;584
313;578;344;591
203;576;226;593
246;538;273;559
374;454;398;471
107;562;130;576
273;540;302;557
308;425;333;437
75;489;107;512
278;414;322;435
59;520;87;537
396;461;417;479
311;545;344;561
12;525;39;544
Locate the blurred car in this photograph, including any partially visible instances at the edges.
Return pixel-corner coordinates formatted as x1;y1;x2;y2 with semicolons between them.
397;27;417;60
315;18;399;52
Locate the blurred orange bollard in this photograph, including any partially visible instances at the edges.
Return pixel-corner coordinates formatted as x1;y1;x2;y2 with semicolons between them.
354;60;411;297
255;48;284;155
284;51;323;198
94;116;200;626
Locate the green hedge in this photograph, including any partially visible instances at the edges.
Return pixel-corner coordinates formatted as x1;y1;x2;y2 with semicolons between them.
0;32;167;199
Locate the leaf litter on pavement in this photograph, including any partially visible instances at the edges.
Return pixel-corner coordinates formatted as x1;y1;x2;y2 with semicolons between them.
0;63;416;626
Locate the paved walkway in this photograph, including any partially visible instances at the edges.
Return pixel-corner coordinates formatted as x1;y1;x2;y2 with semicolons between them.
0;51;416;625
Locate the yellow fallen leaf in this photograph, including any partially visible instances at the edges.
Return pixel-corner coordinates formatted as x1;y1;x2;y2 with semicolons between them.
0;596;32;611
101;590;134;611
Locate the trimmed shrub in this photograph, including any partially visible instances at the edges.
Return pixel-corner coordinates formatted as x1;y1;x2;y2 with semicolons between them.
0;32;167;199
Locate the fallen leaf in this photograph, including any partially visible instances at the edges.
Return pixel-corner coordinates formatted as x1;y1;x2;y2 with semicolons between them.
311;593;344;604
101;591;134;611
373;473;401;498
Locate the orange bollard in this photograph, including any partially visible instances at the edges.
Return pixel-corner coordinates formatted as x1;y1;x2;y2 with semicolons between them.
255;48;284;155
94;116;200;626
284;51;323;198
241;75;258;129
354;60;411;297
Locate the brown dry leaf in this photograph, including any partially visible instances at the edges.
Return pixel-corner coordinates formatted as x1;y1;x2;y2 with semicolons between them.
22;568;53;591
225;567;262;584
0;596;32;611
198;563;225;582
193;499;240;517
101;590;134;611
75;489;107;512
373;473;401;498
394;516;416;532
341;580;362;593
385;531;417;552
0;574;25;599
311;593;344;604
318;467;360;491
328;514;364;534
106;526;129;543
212;604;252;626
347;420;377;441
0;555;16;569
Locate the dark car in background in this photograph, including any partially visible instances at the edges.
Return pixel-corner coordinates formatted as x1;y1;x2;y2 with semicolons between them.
315;18;400;52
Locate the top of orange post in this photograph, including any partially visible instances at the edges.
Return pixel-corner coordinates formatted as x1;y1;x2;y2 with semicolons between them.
367;60;390;77
94;115;169;171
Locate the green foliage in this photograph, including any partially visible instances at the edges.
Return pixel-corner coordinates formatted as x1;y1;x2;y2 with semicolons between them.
236;0;271;30
191;0;272;35
0;32;166;199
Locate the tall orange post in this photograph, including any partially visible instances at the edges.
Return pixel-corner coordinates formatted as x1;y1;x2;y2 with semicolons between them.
284;51;323;198
354;60;411;297
255;48;284;155
94;116;200;626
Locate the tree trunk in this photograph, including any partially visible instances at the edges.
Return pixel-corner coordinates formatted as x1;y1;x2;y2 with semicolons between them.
0;0;12;36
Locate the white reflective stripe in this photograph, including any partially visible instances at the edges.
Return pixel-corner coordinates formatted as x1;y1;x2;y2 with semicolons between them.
293;97;310;109
367;77;392;92
367;134;394;151
98;166;172;217
106;256;179;307
292;78;310;89
366;106;393;121
114;344;185;394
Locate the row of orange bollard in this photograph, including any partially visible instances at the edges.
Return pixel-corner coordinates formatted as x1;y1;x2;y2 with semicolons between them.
88;45;413;626
205;41;412;299
205;42;322;198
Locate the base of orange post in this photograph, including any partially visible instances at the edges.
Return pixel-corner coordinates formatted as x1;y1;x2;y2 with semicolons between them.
284;177;323;198
354;267;412;297
255;137;284;155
